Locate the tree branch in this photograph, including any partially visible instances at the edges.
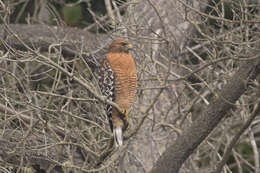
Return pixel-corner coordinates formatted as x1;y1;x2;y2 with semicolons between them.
0;23;124;117
214;101;260;173
149;58;260;173
0;24;107;58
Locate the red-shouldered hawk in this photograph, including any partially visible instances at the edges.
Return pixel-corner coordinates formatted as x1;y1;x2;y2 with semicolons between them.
99;39;137;146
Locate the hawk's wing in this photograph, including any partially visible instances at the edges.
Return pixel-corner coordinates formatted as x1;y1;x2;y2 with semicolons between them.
98;59;114;131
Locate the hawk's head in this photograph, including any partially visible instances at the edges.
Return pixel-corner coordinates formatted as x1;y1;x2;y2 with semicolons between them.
108;39;133;53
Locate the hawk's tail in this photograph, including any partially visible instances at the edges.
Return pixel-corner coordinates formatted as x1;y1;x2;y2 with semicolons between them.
113;127;123;146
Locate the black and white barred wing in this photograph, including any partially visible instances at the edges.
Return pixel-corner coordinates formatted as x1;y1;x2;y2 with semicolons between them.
98;60;115;131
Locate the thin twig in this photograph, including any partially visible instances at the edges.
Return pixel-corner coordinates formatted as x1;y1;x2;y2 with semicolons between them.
214;101;260;173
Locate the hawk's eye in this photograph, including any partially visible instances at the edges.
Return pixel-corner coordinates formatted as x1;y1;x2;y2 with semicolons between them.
121;42;128;46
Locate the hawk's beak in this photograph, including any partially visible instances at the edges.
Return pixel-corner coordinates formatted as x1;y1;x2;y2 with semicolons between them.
128;43;133;50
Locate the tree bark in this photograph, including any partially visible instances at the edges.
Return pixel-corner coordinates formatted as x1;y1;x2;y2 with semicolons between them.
0;24;107;58
149;58;260;173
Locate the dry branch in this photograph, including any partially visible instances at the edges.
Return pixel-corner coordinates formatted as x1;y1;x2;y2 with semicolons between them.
0;24;107;58
149;58;260;173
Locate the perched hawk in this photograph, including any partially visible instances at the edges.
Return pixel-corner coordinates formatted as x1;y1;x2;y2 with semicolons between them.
99;39;137;146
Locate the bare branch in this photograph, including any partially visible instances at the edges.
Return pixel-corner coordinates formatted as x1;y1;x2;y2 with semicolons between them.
150;58;260;173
